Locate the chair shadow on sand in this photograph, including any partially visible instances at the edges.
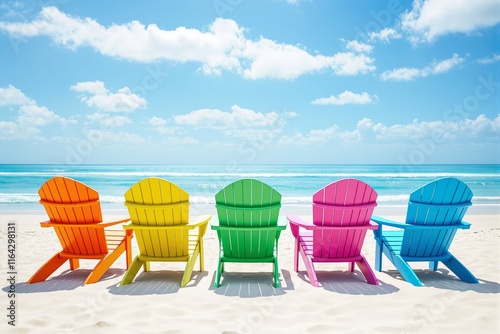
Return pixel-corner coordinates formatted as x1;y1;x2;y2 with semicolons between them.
296;269;399;295
107;270;208;296
210;269;293;298
5;268;126;294
382;268;500;293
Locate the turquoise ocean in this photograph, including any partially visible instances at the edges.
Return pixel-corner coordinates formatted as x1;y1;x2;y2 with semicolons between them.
1;164;499;215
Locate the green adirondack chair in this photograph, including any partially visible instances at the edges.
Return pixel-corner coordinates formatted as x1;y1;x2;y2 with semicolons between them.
211;179;287;288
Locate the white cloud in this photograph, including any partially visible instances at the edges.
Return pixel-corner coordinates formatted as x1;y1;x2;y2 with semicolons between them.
478;53;500;64
71;81;146;112
328;52;375;76
174;105;284;129
0;121;18;139
87;113;132;127
355;114;500;141
282;114;500;146
0;7;375;80
0;85;76;139
401;0;500;43
148;116;167;127
311;90;378;105
70;81;108;95
0;84;35;106
380;67;421;81
368;28;402;43
84;129;146;144
380;54;465;81
148;116;178;135
224;127;283;141
17;104;72;127
346;40;373;53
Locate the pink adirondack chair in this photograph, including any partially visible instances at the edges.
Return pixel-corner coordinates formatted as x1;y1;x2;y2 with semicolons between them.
287;179;379;286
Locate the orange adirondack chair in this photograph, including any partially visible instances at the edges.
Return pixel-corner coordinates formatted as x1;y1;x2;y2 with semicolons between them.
27;176;133;284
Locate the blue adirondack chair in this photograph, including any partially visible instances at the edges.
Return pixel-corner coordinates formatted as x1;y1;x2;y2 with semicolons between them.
371;177;478;286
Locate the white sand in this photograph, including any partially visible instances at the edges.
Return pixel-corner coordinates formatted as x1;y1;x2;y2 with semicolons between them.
1;206;499;333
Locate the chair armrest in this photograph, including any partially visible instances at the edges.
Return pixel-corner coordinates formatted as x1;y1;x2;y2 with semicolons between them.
286;215;312;238
370;216;407;229
371;216;472;230
187;215;212;228
288;215;378;234
211;224;286;232
40;217;130;229
188;215;211;237
97;217;131;228
286;215;315;230
123;215;211;232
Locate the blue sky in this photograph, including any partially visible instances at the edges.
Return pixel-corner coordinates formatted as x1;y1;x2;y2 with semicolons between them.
0;0;499;165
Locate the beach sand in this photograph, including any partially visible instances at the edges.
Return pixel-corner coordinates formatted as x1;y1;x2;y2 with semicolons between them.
1;205;499;333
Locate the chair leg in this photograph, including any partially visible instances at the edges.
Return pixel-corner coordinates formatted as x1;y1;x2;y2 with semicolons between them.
442;253;478;283
85;242;127;284
298;244;318;287
27;253;68;284
375;239;383;272
273;258;281;288
181;242;200;287
392;255;423;287
214;257;223;288
69;259;80;270
356;254;378;285
199;238;204;272
120;256;143;286
294;237;299;272
429;261;438;271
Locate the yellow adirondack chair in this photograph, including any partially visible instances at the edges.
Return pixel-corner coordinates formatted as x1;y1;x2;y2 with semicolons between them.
28;176;133;284
120;177;211;287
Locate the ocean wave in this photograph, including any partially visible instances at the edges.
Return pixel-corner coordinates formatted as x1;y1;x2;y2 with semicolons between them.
3;193;497;205
0;171;498;179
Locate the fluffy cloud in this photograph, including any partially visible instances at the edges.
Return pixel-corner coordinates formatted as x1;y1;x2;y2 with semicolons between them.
346;40;373;53
0;84;35;106
0;85;75;139
71;81;146;112
281;114;500;146
148;116;177;135
380;54;465;81
478;54;500;64
17;104;72;127
148;116;167;127
173;105;284;129
0;6;375;80
311;90;378;105
0;121;18;139
83;129;146;144
401;0;500;43
368;28;402;43
86;113;132;127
